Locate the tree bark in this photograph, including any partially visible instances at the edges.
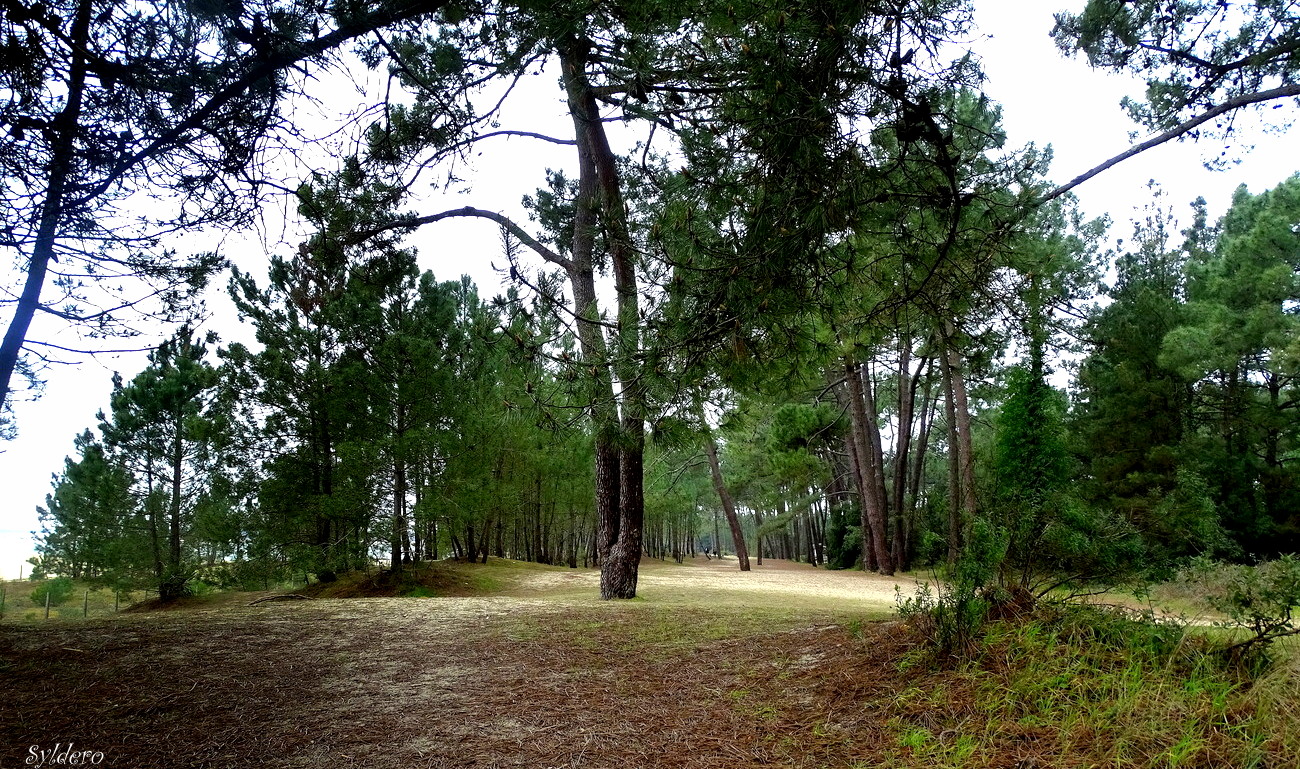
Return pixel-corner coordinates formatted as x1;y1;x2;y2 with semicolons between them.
844;434;877;571
703;422;750;571
860;362;895;576
845;358;893;574
705;433;750;571
891;342;919;571
0;0;92;413
940;324;976;563
581;41;646;599
909;365;937;561
164;399;185;600
559;43;636;599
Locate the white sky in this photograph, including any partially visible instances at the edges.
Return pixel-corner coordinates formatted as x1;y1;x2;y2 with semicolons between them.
1;1;1297;578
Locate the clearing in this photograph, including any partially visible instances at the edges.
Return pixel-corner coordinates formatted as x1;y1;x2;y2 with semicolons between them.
2;557;1295;769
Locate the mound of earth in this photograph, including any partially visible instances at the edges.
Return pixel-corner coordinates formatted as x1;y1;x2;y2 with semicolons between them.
301;559;510;599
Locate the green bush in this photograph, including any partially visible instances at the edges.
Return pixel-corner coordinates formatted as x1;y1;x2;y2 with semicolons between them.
897;517;1007;656
29;577;75;608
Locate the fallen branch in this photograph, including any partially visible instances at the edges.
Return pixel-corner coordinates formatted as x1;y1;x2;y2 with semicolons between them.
248;594;313;606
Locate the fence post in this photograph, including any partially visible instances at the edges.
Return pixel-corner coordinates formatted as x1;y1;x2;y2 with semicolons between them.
115;591;119;613
83;589;89;618
45;589;51;620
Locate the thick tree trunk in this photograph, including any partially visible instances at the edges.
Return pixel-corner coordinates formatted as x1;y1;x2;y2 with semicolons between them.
558;45;629;597
563;40;646;599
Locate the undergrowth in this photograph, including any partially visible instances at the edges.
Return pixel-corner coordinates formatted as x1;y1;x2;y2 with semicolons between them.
876;605;1300;768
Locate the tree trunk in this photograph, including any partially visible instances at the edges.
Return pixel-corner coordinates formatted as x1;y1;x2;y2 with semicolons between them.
940;323;976;562
940;342;962;565
845;358;893;574
163;407;185;600
145;447;164;583
391;451;407;573
860;362;895;576
844;434;877;571
0;0;92;413
713;508;722;557
891;342;920;571
703;423;750;571
908;366;937;565
561;41;643;599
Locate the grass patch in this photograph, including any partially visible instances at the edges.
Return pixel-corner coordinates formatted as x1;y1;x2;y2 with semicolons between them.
0;578;145;624
833;605;1300;768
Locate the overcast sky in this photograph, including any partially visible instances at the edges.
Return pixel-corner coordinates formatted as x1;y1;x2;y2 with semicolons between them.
2;1;1296;578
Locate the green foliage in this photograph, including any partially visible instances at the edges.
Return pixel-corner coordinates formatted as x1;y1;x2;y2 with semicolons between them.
896;516;1006;655
1179;555;1300;663
993;365;1070;587
1053;0;1300;146
823;503;860;570
29;577;74;608
1159;176;1300;556
1072;199;1195;552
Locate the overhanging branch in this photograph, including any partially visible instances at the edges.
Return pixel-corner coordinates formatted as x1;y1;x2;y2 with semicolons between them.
356;206;575;273
1043;83;1300;203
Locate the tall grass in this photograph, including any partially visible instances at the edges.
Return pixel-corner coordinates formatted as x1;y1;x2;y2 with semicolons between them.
885;605;1300;768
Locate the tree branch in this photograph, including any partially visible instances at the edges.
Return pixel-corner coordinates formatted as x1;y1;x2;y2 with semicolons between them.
24;339;159;356
1043;83;1300;203
473;130;577;146
80;0;449;204
357;206;575;273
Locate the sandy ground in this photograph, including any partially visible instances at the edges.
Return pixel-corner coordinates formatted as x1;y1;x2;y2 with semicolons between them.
0;559;925;769
509;555;920;609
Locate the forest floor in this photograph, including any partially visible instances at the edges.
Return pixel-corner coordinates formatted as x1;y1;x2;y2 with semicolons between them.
2;557;1297;769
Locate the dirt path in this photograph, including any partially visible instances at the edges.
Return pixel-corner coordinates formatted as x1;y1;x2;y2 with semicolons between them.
0;560;921;769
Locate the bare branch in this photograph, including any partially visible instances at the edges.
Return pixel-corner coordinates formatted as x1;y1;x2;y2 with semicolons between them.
1043;84;1300;203
24;339;158;355
472;130;577;146
358;206;576;273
